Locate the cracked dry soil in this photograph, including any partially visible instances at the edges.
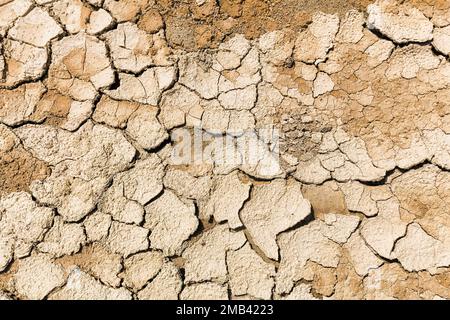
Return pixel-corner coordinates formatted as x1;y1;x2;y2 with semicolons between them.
1;0;450;300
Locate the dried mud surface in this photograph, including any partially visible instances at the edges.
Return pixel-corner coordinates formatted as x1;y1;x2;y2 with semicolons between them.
1;0;450;300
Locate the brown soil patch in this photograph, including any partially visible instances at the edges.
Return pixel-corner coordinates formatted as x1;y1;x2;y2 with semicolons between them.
148;0;374;50
0;261;18;294
302;183;349;220
0;145;50;197
132;0;447;51
34;90;72;127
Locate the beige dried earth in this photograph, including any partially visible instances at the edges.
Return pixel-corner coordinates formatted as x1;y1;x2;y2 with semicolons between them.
0;0;450;300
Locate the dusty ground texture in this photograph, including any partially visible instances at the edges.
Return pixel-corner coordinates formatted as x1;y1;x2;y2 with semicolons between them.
1;0;450;300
